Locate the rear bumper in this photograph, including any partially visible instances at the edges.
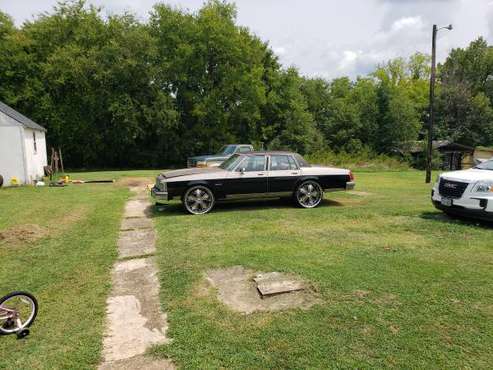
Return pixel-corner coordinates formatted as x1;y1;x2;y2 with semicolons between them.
346;181;356;190
432;200;493;222
151;186;169;202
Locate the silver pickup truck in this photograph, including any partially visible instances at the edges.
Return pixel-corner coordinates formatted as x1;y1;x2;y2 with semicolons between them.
187;144;254;168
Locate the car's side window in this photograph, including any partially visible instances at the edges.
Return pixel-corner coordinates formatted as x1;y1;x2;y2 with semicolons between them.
270;155;297;171
238;146;251;153
236;155;266;172
287;156;299;170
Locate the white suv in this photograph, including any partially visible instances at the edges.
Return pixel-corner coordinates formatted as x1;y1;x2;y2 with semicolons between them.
432;159;493;221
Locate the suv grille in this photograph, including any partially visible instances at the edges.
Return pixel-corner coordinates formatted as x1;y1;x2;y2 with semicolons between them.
439;179;468;199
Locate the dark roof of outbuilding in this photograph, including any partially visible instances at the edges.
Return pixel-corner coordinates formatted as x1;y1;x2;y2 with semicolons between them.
0;101;47;132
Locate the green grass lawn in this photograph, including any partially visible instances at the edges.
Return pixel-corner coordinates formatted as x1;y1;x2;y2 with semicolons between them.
150;171;493;369
0;178;132;369
1;170;492;369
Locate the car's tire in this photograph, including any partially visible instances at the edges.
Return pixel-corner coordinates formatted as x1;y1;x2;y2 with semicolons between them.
183;185;215;215
294;180;323;208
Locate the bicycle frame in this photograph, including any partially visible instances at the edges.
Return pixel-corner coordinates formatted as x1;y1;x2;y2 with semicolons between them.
0;306;22;330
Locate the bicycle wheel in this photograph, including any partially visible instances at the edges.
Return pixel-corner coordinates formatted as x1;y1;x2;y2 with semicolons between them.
0;291;38;335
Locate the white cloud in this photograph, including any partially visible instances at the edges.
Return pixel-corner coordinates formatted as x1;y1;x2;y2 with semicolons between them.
391;16;424;32
272;47;287;56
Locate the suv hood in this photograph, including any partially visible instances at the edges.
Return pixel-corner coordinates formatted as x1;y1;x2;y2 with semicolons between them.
159;167;225;179
441;168;493;182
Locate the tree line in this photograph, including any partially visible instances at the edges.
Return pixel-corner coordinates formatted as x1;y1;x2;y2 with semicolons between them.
1;0;492;168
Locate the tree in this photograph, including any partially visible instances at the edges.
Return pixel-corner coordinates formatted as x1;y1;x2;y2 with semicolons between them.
436;38;493;147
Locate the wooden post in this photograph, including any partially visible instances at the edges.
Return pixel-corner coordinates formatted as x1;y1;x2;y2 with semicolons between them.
59;148;65;174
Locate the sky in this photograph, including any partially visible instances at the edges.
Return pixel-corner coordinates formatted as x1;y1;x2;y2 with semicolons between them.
1;0;492;79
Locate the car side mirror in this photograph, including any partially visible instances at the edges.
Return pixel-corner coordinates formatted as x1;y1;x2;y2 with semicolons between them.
239;167;246;174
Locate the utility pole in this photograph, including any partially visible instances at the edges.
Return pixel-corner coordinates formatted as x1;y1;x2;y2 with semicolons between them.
425;25;437;184
426;24;452;184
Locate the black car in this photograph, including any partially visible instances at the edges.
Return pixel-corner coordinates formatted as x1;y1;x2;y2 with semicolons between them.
152;151;355;214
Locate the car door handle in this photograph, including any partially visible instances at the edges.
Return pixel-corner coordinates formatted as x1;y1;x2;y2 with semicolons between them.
291;172;299;175
257;173;265;176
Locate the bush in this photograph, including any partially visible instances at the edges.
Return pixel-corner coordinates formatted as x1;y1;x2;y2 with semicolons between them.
306;149;410;172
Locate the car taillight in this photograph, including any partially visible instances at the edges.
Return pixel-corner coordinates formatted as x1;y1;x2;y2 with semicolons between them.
349;171;354;181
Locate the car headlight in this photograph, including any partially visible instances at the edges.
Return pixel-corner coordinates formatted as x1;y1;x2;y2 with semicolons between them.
158;180;167;192
196;161;207;167
473;181;493;193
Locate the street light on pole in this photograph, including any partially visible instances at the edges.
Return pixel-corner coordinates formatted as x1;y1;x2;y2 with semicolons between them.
425;24;453;184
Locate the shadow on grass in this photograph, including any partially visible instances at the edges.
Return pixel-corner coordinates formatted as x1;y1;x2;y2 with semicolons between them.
150;197;346;217
421;211;493;228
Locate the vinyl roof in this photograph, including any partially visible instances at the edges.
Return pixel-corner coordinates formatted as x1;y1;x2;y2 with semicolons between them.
243;151;296;155
0;101;47;132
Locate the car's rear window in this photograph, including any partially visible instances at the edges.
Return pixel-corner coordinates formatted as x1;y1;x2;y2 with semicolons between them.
294;153;310;167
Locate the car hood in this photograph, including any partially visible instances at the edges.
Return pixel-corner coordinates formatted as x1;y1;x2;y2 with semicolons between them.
441;168;493;182
188;154;228;162
159;167;226;179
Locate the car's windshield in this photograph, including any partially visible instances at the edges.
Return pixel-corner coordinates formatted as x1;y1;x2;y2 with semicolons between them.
218;145;236;155
474;159;493;171
219;154;242;170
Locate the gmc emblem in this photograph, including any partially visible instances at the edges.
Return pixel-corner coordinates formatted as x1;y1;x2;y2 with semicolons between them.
444;183;457;189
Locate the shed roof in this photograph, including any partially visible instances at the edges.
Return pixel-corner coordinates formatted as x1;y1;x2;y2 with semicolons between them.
0;101;47;132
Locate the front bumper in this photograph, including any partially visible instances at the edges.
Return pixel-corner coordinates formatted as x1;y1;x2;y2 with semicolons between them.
432;200;493;221
431;185;493;221
346;181;356;190
151;186;169;202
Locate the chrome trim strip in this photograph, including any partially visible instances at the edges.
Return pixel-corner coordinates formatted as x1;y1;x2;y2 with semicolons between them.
225;191;292;200
151;187;169;201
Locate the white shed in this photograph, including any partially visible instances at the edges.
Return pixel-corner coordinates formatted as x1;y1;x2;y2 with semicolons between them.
0;101;48;186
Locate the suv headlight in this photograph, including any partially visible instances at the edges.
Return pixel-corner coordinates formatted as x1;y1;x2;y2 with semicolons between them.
473;181;493;193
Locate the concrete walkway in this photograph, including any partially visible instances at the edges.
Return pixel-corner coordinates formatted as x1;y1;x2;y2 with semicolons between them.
99;185;174;370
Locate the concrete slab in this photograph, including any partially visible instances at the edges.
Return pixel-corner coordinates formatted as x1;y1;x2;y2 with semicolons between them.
124;199;151;218
206;266;320;314
100;184;173;369
130;188;150;200
120;217;153;231
101;257;170;364
254;272;305;297
118;229;156;258
99;355;175;370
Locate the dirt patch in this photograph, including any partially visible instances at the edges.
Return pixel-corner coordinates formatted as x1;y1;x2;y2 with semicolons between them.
353;290;371;299
205;266;321;314
117;177;154;196
347;191;372;196
0;224;48;244
0;207;88;246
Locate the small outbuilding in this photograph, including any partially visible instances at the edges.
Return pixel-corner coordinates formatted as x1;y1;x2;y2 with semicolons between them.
0;101;47;186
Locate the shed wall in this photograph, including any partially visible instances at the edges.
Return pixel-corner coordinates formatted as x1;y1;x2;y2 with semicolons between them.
0;113;26;184
23;128;48;183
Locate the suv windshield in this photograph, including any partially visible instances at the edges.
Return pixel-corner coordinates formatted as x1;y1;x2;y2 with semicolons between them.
474;159;493;171
219;154;242;170
218;145;236;155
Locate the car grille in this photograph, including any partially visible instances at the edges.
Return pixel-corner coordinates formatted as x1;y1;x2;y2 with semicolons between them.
439;178;469;199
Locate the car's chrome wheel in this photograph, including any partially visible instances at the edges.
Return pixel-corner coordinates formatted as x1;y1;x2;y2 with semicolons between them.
295;181;323;208
183;186;215;215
